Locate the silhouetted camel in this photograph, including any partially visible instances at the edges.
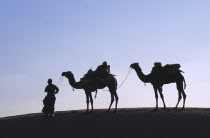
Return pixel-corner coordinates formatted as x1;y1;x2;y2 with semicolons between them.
130;63;186;109
62;71;118;112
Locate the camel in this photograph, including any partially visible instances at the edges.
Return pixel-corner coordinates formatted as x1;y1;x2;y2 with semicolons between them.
61;71;118;112
130;63;186;109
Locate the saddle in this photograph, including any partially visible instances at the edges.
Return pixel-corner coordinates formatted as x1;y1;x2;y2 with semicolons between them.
81;68;115;81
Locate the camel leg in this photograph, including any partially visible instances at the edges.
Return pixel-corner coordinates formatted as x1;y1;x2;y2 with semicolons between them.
89;93;94;112
181;90;187;109
175;91;182;109
157;87;166;109
175;82;186;109
107;93;114;112
85;91;89;112
113;90;119;112
153;86;158;109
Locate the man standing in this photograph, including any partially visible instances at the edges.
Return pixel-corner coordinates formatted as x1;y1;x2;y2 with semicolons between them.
42;79;59;118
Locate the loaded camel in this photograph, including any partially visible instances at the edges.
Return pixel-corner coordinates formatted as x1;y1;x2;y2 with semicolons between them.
130;63;186;109
61;70;118;112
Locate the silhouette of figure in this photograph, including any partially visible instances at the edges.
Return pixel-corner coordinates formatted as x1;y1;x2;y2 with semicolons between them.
107;65;111;74
61;62;118;113
42;79;59;118
94;61;110;78
130;63;186;109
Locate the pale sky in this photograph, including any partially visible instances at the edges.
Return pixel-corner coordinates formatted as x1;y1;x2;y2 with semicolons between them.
0;0;210;117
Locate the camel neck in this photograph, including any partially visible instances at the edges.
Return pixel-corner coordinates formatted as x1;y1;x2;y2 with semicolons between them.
134;67;151;83
67;76;83;89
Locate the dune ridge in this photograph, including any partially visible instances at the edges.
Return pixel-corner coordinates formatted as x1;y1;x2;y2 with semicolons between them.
1;108;210;138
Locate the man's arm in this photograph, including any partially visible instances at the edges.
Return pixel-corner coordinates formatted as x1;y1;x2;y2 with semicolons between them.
54;85;59;94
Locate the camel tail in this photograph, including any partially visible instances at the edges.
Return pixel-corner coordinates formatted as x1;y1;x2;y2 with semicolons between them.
183;78;186;89
116;81;118;90
94;90;98;99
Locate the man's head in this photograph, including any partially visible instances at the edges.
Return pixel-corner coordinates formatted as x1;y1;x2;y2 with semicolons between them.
103;61;107;66
48;79;52;84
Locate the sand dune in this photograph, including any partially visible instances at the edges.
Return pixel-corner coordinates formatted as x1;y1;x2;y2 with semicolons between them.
1;108;210;138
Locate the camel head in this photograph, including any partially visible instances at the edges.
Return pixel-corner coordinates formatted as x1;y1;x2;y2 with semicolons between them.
130;63;142;72
61;71;74;79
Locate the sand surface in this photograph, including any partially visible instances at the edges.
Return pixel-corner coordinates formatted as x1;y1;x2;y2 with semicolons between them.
1;108;210;138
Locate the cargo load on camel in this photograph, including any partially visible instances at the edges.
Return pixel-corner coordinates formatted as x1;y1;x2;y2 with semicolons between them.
162;64;184;74
80;61;114;99
81;61;114;81
151;62;185;79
